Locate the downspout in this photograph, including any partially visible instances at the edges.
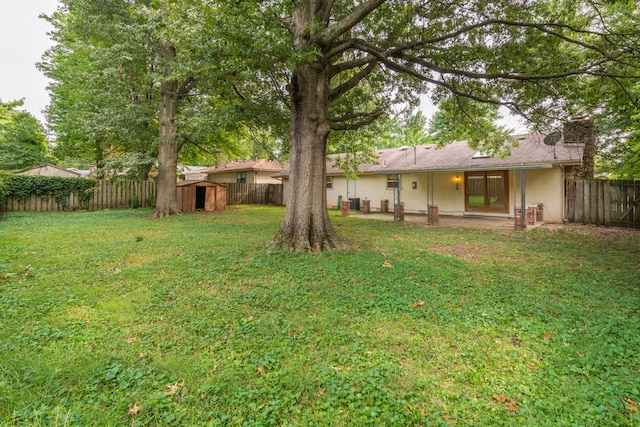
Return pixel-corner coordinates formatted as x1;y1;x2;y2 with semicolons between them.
562;164;567;222
512;169;516;218
430;172;434;210
396;173;402;221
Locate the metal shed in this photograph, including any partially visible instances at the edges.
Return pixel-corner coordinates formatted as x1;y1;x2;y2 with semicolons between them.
177;180;226;213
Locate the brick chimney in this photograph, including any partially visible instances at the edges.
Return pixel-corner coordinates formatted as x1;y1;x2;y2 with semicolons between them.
563;117;595;179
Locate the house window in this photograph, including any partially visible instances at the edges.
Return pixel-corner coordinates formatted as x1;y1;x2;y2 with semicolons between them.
237;172;246;183
326;176;333;189
386;174;398;189
464;171;509;213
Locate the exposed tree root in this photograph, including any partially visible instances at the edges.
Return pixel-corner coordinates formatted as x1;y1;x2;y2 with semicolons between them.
273;229;353;252
150;207;182;219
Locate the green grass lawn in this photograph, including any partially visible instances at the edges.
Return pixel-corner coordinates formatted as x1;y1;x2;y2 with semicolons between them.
1;206;639;426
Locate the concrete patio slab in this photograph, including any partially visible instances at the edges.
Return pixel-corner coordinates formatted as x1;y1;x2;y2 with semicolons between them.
350;212;544;230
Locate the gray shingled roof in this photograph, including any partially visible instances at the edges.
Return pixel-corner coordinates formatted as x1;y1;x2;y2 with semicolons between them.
275;132;584;177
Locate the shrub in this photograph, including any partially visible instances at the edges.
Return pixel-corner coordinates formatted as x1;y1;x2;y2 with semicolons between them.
0;172;10;212
127;196;141;209
3;175;97;205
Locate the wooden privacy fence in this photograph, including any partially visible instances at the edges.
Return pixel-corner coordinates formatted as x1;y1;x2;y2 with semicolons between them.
574;179;640;228
2;181;283;212
2;180;156;212
88;180;156;210
226;183;283;206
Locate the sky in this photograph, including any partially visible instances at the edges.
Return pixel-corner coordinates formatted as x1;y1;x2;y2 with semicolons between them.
0;0;59;124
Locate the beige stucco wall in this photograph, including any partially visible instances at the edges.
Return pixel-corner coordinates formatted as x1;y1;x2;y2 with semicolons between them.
254;171;283;184
327;172;460;214
509;167;565;223
282;165;567;223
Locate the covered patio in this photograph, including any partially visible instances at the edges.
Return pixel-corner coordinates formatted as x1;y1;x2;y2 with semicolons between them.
350;211;544;230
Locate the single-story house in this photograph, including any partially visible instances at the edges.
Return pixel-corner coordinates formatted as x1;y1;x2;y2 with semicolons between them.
16;164;83;178
184;159;288;185
275;119;594;224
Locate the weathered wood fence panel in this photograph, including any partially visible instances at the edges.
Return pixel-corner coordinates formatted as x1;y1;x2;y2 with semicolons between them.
4;194;63;212
609;180;640;228
87;180;156;210
574;179;639;228
2;181;156;212
226;183;283;206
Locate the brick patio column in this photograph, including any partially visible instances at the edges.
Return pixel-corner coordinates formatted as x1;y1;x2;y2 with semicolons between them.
341;200;351;217
428;205;439;224
394;203;405;221
514;208;526;230
362;199;370;214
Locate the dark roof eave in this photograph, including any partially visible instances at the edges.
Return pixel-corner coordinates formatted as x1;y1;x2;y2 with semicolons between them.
275;161;579;178
202;168;284;173
375;163;560;174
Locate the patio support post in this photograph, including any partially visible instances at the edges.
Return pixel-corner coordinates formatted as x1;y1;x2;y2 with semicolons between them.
395;173;402;221
520;168;526;230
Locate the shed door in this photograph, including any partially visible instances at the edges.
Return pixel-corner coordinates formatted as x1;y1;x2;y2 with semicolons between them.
205;187;217;211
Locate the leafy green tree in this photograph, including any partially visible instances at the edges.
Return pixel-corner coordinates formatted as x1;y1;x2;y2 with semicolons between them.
329;110;431;178
554;0;640;178
42;1;251;216
41;0;160;179
592;76;640;179
0;100;51;171
428;97;515;157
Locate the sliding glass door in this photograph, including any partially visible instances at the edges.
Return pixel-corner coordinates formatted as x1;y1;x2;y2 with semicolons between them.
464;171;509;213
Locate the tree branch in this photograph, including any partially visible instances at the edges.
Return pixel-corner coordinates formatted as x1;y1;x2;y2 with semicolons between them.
321;0;387;42
407;55;627;81
328;107;385;131
177;76;197;98
182;135;221;156
330;62;378;102
330;55;377;75
350;17;638;70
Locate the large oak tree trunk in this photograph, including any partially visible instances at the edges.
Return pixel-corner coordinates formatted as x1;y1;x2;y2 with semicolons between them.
152;45;181;218
273;62;351;251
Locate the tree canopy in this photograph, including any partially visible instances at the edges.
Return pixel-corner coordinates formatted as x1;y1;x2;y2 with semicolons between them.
41;0;268;178
0;100;51;172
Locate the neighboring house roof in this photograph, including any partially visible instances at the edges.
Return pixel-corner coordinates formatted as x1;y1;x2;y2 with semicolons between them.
16;164;82;178
178;165;206;173
193;159;288;175
274;132;584;177
67;168;91;177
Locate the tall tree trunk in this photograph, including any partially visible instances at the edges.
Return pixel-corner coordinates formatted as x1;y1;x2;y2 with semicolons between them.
152;45;181;218
273;62;351;251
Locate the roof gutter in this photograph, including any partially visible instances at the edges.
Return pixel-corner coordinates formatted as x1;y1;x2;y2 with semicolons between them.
375;163;554;175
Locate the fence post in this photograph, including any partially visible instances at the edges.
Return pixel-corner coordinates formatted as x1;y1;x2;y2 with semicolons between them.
575;180;584;224
603;180;611;227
